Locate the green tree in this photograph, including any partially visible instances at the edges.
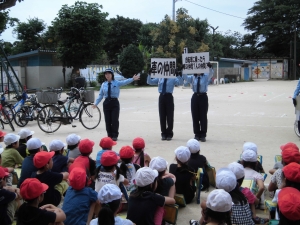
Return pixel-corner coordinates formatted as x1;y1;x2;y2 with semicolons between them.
52;1;109;74
12;17;46;53
104;16;142;63
119;44;144;78
243;0;300;57
0;10;18;35
138;23;158;50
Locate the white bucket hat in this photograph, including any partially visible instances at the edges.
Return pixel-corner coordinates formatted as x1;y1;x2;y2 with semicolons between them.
186;139;200;153
241;149;257;162
149;156;168;172
134;167;158;187
243;142;257;153
228;162;245;180
216;168;237;192
207;189;232;212
175;146;191;163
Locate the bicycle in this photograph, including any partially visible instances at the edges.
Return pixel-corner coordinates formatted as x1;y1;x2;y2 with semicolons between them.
37;87;101;133
0;91;15;131
14;94;44;127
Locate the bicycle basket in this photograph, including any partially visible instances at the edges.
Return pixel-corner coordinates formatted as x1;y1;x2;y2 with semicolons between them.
36;91;58;104
80;90;95;103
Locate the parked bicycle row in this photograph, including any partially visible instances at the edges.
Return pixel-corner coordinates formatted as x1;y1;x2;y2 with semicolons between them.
0;87;101;133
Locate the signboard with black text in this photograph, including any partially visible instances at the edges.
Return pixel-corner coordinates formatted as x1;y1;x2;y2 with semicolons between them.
150;58;176;78
182;52;210;74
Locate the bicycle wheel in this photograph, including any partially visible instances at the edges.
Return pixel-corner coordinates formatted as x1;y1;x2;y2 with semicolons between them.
14;109;29;127
0;106;14;124
80;103;101;129
37;105;62;133
68;99;81;117
0;120;4;129
294;120;300;138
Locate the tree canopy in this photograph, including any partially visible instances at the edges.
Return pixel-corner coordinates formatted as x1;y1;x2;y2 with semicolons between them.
52;1;109;70
243;0;300;57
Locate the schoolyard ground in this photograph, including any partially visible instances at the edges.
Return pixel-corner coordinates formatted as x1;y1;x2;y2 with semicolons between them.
10;79;299;224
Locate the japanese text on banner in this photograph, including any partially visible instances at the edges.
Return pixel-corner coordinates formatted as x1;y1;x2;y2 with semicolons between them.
182;52;210;74
150;58;176;78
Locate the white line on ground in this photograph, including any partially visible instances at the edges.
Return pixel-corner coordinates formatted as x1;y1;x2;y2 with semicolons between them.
265;93;285;102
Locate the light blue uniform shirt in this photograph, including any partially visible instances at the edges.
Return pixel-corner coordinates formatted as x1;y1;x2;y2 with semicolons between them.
94;78;134;105
183;68;214;93
293;79;300;98
147;75;183;93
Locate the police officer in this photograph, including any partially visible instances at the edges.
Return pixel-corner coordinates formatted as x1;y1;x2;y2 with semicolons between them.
183;62;214;142
293;79;300;134
147;70;183;141
93;68;140;141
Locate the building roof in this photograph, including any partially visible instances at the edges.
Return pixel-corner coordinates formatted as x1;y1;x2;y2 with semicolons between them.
219;58;255;64
7;49;56;60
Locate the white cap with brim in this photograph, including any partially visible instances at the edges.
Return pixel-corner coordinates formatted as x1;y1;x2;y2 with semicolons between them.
243;142;257;153
241;149;257;162
216;168;237;192
228;162;245;180
18;128;34;139
4;133;20;146
149;156;168;172
186;139;200;153
134;167;158;187
98;184;122;203
27;138;43;150
66;133;81;145
207;189;233;212
175;146;191;163
49;140;66;151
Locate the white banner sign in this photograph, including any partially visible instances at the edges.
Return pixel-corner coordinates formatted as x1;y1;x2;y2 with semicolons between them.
182;52;210;74
150;58;176;78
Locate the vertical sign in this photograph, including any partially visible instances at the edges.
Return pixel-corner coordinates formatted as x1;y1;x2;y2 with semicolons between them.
182;52;210;74
150;58;177;78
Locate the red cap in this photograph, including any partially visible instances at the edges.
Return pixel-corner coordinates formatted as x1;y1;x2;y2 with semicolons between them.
99;137;117;149
278;187;300;221
132;137;145;149
280;142;299;151
0;167;9;178
79;139;95;154
69;167;86;190
0;130;6;138
20;178;48;200
282;162;300;183
33;151;55;168
101;151;120;166
282;148;300;164
69;162;86;173
119;146;134;159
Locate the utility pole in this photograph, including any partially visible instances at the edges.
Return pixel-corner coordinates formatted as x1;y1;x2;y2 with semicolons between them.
172;0;180;21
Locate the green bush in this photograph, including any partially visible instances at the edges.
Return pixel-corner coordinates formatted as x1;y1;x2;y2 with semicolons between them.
90;81;98;87
119;44;144;78
97;72;106;84
138;72;148;86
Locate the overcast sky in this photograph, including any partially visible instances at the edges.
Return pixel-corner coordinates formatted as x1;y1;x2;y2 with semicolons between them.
1;0;257;42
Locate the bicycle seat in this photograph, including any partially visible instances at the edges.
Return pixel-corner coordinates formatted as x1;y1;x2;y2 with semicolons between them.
57;100;66;105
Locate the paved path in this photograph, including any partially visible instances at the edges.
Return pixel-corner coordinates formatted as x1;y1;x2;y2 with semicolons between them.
9;79;298;224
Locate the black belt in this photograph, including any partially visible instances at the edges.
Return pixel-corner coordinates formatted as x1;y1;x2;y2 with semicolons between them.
194;92;207;96
160;93;172;95
105;98;118;100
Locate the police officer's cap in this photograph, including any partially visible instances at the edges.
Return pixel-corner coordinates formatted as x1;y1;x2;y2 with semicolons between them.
104;68;114;76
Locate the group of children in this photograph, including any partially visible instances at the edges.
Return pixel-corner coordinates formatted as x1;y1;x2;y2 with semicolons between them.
0;127;299;225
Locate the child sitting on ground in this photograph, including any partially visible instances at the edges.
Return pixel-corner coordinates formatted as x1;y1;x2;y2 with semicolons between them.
66;133;81;159
62;167;98;225
127;167;175;224
241;150;265;209
132;137;151;167
95;151;128;192
49;139;72;173
169;146;196;204
17;128;34;158
17;138;42;187
1;133;23;186
18;178;66;225
90;184;134;225
32;151;69;206
119;145;140;192
186;139;210;190
278;187;300;224
242;142;265;173
96;137;117;168
150;156;176;225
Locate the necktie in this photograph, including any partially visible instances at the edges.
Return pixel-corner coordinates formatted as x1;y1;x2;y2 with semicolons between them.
108;82;111;98
197;77;200;93
162;79;167;94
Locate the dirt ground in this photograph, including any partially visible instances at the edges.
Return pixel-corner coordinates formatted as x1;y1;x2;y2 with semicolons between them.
10;79;299;224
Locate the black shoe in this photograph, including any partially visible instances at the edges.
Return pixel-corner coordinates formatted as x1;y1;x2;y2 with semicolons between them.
161;135;166;140
200;137;206;142
194;136;200;141
166;136;172;141
112;137;118;141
